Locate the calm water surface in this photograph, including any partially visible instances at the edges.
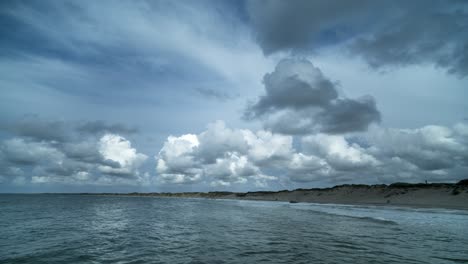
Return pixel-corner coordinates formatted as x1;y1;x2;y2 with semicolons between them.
1;194;467;263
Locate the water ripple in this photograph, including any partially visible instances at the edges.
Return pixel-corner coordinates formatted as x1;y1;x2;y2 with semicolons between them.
1;195;468;264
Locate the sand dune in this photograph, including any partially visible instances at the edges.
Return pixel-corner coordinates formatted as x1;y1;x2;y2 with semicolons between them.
89;180;468;210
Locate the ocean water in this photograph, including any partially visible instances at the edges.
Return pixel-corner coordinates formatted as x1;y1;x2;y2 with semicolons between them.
1;195;467;264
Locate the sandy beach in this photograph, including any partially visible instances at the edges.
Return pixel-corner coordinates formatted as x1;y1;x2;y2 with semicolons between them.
90;181;468;210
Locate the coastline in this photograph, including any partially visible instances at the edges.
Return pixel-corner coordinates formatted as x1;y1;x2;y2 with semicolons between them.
81;181;468;210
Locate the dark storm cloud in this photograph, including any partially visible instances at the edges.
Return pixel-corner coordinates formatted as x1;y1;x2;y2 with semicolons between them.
247;0;373;54
245;58;380;134
247;0;468;76
245;59;337;118
318;96;381;134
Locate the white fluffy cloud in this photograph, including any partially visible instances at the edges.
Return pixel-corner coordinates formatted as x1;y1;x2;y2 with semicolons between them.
366;124;468;173
0;131;149;186
2;118;467;189
302;134;380;171
287;153;331;182
155;120;468;187
156;134;202;184
98;134;148;177
156;121;287;186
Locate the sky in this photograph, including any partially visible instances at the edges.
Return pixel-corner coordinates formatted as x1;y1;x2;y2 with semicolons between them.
1;0;467;193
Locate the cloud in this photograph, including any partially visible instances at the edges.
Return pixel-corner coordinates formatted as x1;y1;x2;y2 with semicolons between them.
247;0;372;54
1;0;466;191
317;96;381;134
77;121;138;135
61;141;120;168
3;117;465;188
194;87;236;101
315;122;468;184
0;117;149;186
156;121;285;186
247;0;468;76
98;134;148;177
1;0;270;97
245;58;380;134
241;129;293;166
351;2;468;77
287;153;331;183
2;115;69;142
366;124;468;171
283;133;380;183
156;120;468;186
204;153;265;187
195;121;250;164
1;115;140;143
0;138;64;166
156;134;203;184
302;134;380;171
0;138;98;185
245;59;337;116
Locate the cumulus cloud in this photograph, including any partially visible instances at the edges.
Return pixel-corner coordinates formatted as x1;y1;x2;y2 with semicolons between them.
317;96;381;134
366;124;468;172
204;153;266;187
245;58;380;134
302;134;380;171
0;138;95;185
156;134;202;184
282;133;381;183
287;153;331;183
61;141;120;168
0;117;148;186
3;117;467;188
156;120;468;186
98;134;148;177
156;121;287;186
0;138;64;166
246;58;337;116
310;123;468;184
247;0;468;76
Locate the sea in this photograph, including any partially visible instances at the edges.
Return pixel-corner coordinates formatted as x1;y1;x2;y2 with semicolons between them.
1;194;467;264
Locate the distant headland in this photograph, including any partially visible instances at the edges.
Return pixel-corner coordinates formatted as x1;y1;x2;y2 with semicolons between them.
82;180;468;210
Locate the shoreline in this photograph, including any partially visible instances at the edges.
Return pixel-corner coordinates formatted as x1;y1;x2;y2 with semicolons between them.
79;181;468;210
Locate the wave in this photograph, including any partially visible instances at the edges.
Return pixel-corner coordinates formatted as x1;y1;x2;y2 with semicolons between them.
290;204;399;225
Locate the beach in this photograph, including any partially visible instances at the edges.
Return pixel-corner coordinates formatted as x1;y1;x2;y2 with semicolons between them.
91;181;468;210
